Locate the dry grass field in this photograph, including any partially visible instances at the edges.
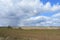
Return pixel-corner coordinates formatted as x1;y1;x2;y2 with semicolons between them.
0;27;60;40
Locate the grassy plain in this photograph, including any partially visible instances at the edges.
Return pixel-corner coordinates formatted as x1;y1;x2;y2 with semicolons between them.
0;27;60;40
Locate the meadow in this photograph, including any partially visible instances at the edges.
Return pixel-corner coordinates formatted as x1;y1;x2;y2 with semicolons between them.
0;27;60;40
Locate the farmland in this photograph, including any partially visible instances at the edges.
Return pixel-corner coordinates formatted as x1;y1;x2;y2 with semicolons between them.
0;27;60;40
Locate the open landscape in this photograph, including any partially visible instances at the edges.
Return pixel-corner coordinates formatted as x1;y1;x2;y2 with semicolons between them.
0;0;60;40
0;27;60;40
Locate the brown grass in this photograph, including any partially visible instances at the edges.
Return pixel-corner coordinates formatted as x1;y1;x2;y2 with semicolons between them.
0;28;60;40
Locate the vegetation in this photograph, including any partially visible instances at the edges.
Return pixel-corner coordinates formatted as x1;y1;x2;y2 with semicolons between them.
0;27;60;40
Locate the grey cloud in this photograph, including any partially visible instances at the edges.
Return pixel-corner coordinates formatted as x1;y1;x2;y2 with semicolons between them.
0;0;60;26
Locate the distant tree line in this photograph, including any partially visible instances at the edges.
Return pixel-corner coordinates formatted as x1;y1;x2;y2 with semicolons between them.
7;26;22;29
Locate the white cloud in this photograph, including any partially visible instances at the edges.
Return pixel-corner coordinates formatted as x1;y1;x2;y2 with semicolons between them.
41;2;60;13
19;12;60;26
52;13;60;18
51;4;60;12
0;0;60;26
18;16;51;26
26;16;50;21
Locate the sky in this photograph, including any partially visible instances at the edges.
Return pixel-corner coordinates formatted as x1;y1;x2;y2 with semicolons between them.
0;0;60;26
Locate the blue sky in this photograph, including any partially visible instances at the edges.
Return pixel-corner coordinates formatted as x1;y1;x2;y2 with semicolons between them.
40;0;60;16
41;0;60;5
0;0;60;27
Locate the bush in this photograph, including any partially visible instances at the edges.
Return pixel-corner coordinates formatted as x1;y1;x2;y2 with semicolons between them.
19;27;22;29
8;26;12;29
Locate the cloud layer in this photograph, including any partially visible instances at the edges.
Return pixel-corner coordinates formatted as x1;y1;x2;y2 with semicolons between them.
0;0;60;26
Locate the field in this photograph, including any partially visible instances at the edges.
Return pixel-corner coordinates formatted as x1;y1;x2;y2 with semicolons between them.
0;27;60;40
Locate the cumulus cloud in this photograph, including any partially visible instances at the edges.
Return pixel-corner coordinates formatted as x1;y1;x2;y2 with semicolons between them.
21;12;60;26
0;0;60;26
20;14;60;26
18;16;51;26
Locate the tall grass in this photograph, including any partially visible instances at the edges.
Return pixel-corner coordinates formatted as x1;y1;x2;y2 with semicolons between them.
0;27;60;40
